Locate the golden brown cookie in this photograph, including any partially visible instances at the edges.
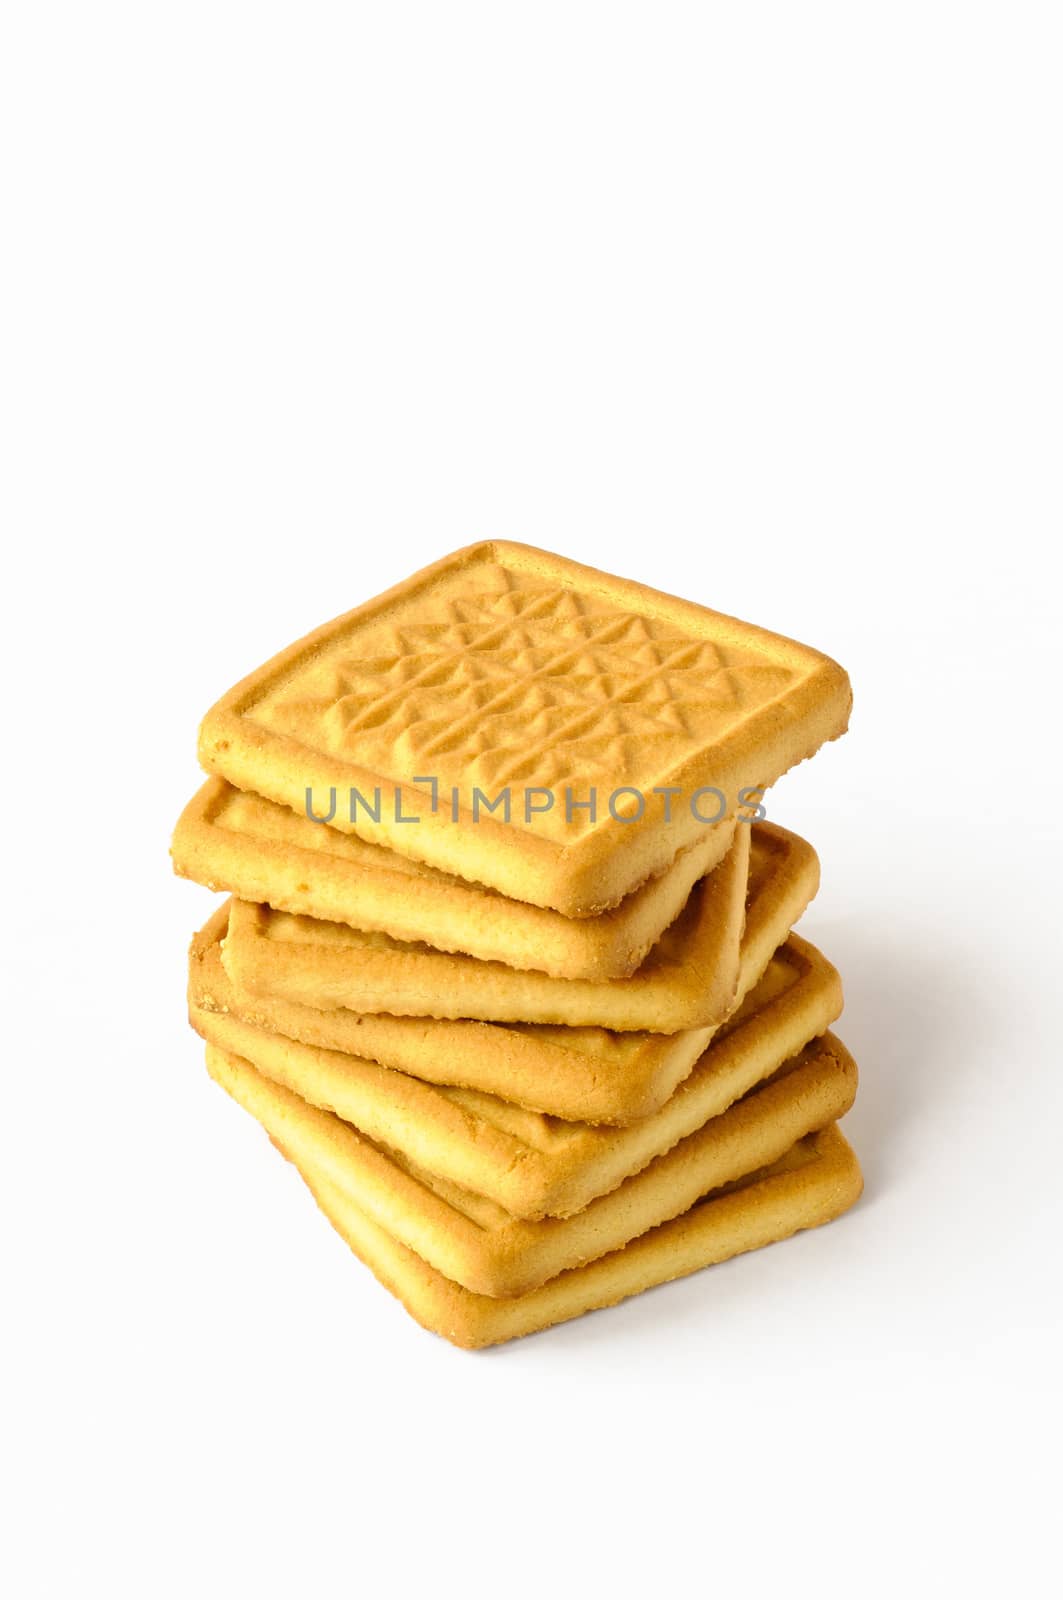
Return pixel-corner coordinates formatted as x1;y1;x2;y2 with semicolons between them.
197;541;850;913
192;931;842;1218
205;1031;857;1297
220;825;752;1031
190;822;819;1118
172;777;735;980
280;1122;862;1348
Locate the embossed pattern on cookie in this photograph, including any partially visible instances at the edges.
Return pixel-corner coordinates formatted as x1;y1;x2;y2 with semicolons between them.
198;542;851;912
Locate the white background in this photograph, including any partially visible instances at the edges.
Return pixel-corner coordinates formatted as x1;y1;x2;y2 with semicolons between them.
3;4;1061;1596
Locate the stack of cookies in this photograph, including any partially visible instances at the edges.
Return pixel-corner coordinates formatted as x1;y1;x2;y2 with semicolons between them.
172;542;861;1347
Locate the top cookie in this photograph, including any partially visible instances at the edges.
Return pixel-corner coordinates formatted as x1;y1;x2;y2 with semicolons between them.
198;541;850;913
